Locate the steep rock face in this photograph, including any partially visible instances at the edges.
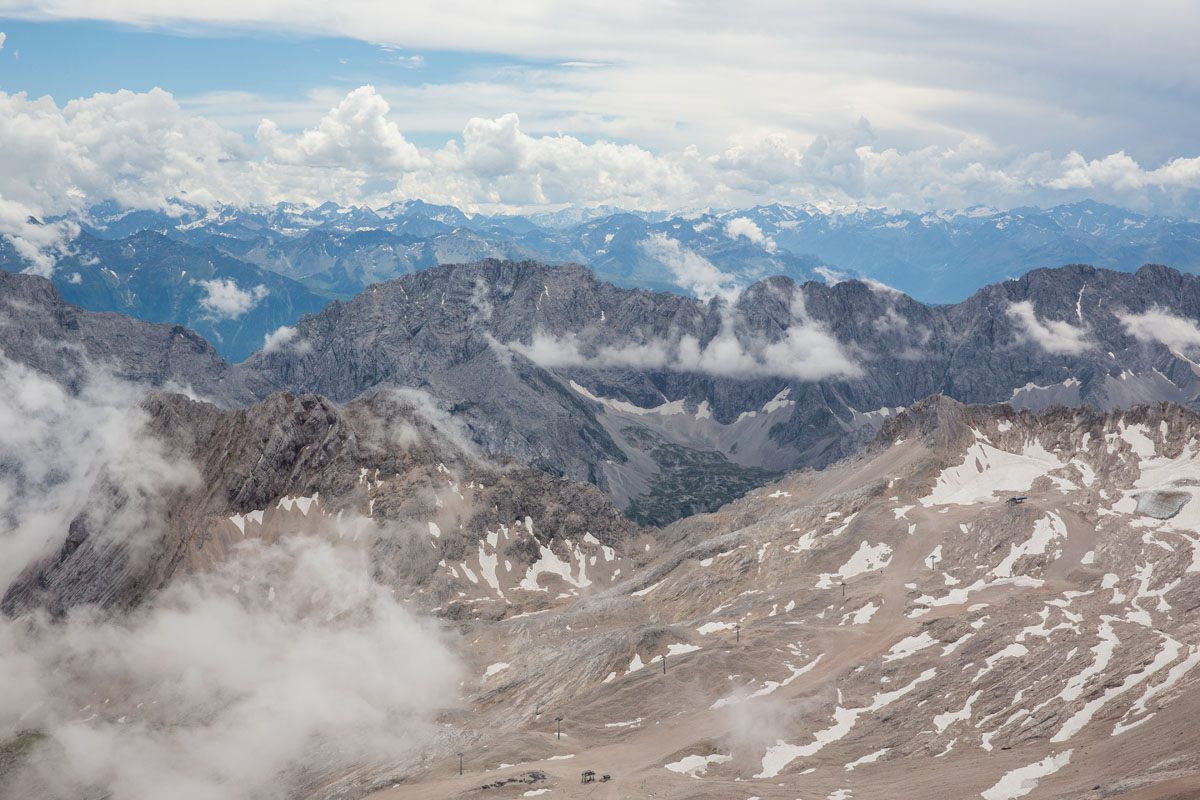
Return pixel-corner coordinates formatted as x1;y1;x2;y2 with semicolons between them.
1;389;645;618
0;270;257;403
239;261;637;483
8;258;1200;525
238;260;1200;520
938;263;1200;408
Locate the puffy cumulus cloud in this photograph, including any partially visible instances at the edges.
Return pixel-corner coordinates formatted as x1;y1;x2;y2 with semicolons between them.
724;216;776;252
1117;308;1200;352
510;287;861;382
7;81;1200;278
260;324;310;355
196;278;269;320
0;88;247;275
640;233;741;302
1006;301;1092;355
425;113;1200;215
709;128;1200;215
461;112;526;178
0;31;6;49
0;89;247;212
15;2;1200;156
6;2;1200;217
256;85;427;172
431;111;695;208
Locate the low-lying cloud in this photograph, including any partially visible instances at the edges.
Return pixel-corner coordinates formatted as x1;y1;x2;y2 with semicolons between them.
509;287;862;381
640;233;742;303
0;357;464;800
1006;301;1092;355
261;324;310;355
1117;307;1200;353
724;217;776;253
1;536;462;800
0;357;197;591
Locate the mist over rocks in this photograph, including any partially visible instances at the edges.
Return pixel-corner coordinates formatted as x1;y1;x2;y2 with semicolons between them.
7;261;1200;798
8;257;1200;523
233;259;1200;520
0;353;647;799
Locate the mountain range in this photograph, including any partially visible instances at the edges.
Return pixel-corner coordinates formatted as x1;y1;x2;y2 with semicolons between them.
4;199;1198;362
6;242;1200;798
6;258;1200;525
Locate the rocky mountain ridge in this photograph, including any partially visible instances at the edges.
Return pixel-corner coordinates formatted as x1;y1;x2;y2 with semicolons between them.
237;259;1200;520
6;258;1200;523
68;198;1200;303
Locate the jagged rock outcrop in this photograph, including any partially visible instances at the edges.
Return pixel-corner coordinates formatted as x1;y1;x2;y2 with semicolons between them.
238;260;1200;520
2;388;645;618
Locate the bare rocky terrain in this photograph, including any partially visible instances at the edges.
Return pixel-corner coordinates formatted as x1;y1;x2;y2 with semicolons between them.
8;388;1200;799
325;397;1200;800
7;260;1200;799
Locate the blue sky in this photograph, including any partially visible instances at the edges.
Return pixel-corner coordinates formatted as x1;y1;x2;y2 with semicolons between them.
0;20;567;146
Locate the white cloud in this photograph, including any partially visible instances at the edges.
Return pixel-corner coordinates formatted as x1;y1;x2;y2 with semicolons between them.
7;3;1198;174
1;535;461;800
814;266;851;284
1118;308;1200;352
510;287;860;381
0;357;463;799
0;31;6;50
0;197;78;278
724;217;776;252
640;233;741;302
814;265;903;296
261;324;309;354
511;331;673;372
1006;300;1092;355
2;76;1200;276
256;85;427;172
196;278;269;320
0;357;199;593
675;322;861;381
